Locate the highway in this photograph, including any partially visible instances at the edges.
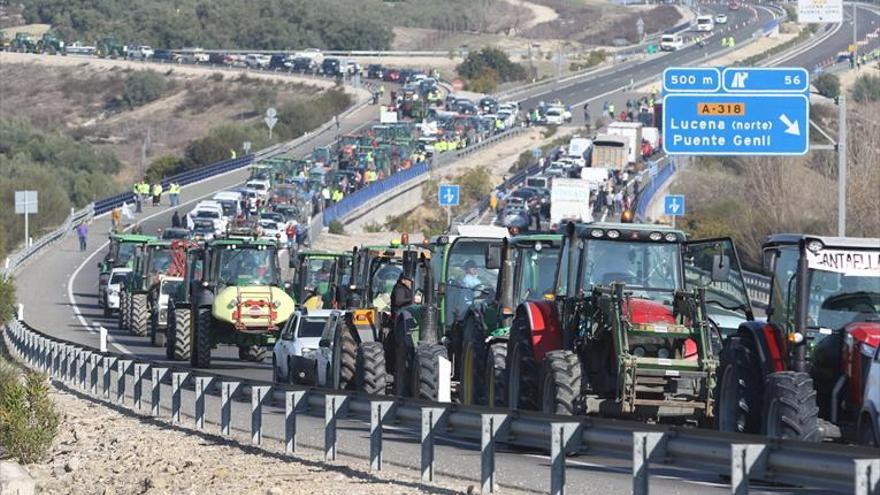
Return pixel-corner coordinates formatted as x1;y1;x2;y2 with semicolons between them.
8;3;875;493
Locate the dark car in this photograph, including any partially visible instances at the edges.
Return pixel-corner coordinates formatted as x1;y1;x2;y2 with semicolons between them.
479;97;499;114
398;69;416;84
366;64;384;79
455;101;479;115
382;68;401;82
321;58;342;76
292;57;316;73
161;228;191;240
208;52;232;65
269;54;291;70
153;49;177;62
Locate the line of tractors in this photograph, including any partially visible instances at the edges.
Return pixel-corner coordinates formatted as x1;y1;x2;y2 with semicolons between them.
96;214;880;446
0;31;65;54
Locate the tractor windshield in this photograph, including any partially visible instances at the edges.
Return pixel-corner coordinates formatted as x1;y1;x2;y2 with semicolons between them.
806;269;880;330
444;240;501;324
369;260;403;311
215;246;277;286
303;258;335;296
115;242;138;265
582;240;680;297
148;250;172;275
514;243;561;303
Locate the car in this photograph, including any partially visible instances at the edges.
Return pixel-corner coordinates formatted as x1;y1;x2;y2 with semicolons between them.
128;45;154;59
728;1;740;10
544;107;565;125
859;344;880;446
152;49;179;62
258;219;287;244
260;211;285;224
269;54;292;70
190;208;226;235
272;310;341;385
161;228;191;240
366;64;384;79
245;179;271;199
102;267;132;317
208;52;232;65
382;68;401;82
321;58;342;76
456;101;479;115
245;53;271;69
291;57;317;73
660;34;685;51
479;97;499;114
695;15;715;32
191;218;216;240
714;14;728;24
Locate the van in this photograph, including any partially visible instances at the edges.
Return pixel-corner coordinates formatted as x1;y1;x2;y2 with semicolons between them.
660;34;684;51
695;15;715;32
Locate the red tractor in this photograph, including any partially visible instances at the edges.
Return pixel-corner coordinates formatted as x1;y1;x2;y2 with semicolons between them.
506;222;754;421
716;235;880;441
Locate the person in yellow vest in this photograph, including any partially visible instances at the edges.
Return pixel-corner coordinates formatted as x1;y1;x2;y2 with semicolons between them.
168;182;181;206
151;183;163;207
331;189;343;202
132;182;143;213
489;191;498;212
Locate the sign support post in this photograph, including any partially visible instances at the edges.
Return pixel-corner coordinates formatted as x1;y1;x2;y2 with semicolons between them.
837;95;847;237
14;191;38;248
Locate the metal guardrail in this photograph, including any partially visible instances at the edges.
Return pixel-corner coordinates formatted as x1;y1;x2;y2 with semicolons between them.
2;205;94;279
4;318;879;494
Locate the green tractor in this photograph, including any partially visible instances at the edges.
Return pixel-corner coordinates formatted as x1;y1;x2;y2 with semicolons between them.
165;241;207;360
123;240;175;338
458;233;563;406
288;250;351;308
506;222;753;421
98;233;155;320
11;32;37;53
187;238;295;367
96;37;125;58
36;33;65;54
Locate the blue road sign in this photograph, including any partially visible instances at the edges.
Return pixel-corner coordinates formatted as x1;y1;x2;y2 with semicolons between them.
663;93;809;155
664;195;685;217
438;184;460;207
722;67;809;93
663;67;721;93
532;147;542;158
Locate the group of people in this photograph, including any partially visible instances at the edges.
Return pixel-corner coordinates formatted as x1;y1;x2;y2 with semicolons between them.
131;180;181;211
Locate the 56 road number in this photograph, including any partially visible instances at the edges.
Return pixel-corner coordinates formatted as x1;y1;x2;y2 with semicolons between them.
785;74;802;86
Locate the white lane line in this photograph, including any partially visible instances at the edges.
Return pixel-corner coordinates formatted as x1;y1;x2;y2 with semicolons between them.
67;176;247;355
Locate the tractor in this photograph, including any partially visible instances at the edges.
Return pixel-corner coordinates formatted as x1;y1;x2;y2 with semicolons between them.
36;33;65;54
288;250;351;308
392;225;508;400
506;222;753;422
10;33;37;53
458;233;563;406
165;241;208;360
124;240;174;339
716;234;880;442
147;240;198;348
96;37;125;58
187;238;295;367
97;233;155;321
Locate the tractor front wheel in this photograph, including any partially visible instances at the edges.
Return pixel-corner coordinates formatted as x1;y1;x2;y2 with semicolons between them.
150;309;166;348
506;313;540;411
118;292;130;330
190;308;212;368
166;308;191;360
459;313;487;405
412;344;447;401
339;329;357;390
762;371;820;441
238;345;267;362
485;342;507;408
541;350;584;416
715;337;763;434
129;293;149;337
356;342;387;395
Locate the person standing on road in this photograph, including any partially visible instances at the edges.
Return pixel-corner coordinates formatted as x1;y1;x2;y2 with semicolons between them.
171;210;181;228
76;222;88;252
151;183;162;207
608;103;615;120
168;182;180;206
111;207;122;233
132;182;143;213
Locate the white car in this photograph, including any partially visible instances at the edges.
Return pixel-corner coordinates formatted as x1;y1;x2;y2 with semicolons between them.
660;34;685;51
129;45;154;59
695;15;715;32
544;107;565;125
245;179;271;199
859;344;880;446
190;208;227;235
245;54;271;69
103;267;132;317
258;219;287;245
714;14;728;24
272;310;341;385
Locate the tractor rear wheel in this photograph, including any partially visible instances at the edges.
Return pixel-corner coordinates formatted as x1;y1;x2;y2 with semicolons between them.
715;337;763;434
762;371;820;441
412;344;447;401
118;292;130;330
459;313;487;405
485;342;507;408
190;308;212;368
150;309;166;348
356;342;387;395
166;308;191;361
339;329;357;390
238;345;267;362
129;293;149;337
541;350;584;416
507;313;540;411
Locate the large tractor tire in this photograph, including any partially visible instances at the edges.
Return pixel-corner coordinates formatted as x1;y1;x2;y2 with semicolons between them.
150;308;166;348
485;342;508;408
190;308;212;368
412;344;447;401
166;308;191;360
102;294;112;318
762;371;820;441
506;313;540;411
459;313;487;406
715;337;763;434
541;350;584;416
118;291;130;330
129;293;149;337
238;345;267;362
339;329;357;390
356;342;388;395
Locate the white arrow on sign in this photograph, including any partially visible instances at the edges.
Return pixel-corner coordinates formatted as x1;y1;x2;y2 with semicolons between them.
445;190;455;204
779;114;800;136
264;116;278;130
669;197;680;214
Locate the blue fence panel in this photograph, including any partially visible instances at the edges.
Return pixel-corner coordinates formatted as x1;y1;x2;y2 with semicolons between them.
635;160;676;220
323;162;430;226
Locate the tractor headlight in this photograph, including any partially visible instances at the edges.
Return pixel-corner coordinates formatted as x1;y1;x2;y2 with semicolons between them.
590;229;604;238
649;232;662;241
606;229;620;239
788;332;805;344
664;233;677;242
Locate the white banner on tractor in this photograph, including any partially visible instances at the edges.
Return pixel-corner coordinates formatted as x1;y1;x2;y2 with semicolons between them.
806;248;880;277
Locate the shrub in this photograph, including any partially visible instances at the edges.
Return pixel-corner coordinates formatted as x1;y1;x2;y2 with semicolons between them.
457;47;527;83
0;371;59;464
363;221;384;233
328;220;346;234
0;277;16;324
813;73;840;99
852;74;880;103
145;155;185;183
110;70;169;110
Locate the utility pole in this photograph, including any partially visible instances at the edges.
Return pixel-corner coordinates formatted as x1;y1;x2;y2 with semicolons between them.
853;2;858;62
837;95;847;237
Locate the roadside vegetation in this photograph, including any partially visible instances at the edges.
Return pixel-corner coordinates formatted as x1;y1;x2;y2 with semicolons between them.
525;1;681;45
457;47;527;93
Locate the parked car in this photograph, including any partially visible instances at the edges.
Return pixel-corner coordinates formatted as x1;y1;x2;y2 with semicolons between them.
366;64;384;79
272;310;340;385
292;56;317;73
208;52;233;65
269;54;292;70
160;228;191;240
382;68;401;82
544;107;565;125
152;49;179;62
245;53;271;69
714;14;728;24
128;45;154;59
102;267;132;317
321;57;342;76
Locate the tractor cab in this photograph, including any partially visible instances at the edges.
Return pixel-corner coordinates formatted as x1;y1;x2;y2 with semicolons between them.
289;250;352;308
716;234;879;442
98;233;155;323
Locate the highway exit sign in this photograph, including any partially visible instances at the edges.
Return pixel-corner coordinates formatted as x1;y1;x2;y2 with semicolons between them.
663;67;810;156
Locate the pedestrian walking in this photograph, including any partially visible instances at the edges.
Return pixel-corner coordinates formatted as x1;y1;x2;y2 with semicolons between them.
76;222;88;252
111;207;122;233
172;210;181;228
151;183;162;207
168;182;180;206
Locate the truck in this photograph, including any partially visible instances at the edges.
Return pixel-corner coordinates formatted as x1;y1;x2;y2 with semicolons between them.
550;178;593;227
566;137;592;167
607;121;643;165
591;134;629;170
